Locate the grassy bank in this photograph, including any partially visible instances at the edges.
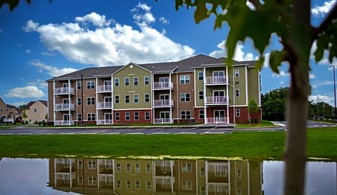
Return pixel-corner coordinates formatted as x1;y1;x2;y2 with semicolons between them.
0;127;336;160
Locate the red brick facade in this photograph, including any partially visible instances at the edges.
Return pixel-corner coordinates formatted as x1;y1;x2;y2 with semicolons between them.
113;110;152;125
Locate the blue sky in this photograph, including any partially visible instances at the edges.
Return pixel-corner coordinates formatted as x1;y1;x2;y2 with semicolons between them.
0;0;336;106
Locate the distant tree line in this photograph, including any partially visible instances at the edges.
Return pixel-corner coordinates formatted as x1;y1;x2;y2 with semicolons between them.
262;87;334;121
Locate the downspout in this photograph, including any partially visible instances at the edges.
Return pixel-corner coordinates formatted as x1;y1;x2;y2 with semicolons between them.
53;80;56;126
203;66;207;124
111;75;114;125
226;66;229;124
96;77;98;125
81;74;84;125
68;79;71;126
233;67;236;124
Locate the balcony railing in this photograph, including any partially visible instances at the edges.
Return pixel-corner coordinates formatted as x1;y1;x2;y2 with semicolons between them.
54;120;75;126
55;103;75;111
205;76;228;85
54;87;74;95
96;85;112;93
97;119;113;125
153;100;173;107
154;118;173;124
205;96;228;105
97;102;112;109
206;117;229;124
153;82;173;90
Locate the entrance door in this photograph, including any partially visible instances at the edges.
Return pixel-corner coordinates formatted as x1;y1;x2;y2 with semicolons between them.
63;114;70;125
214;110;225;123
104;80;111;90
159;77;169;88
104;113;112;124
104;97;112;108
160;111;170;123
213;91;225;103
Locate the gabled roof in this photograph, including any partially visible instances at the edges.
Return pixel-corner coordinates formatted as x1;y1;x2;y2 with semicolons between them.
26;100;48;109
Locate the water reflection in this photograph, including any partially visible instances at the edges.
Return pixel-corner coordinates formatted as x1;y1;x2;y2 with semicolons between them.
0;158;336;195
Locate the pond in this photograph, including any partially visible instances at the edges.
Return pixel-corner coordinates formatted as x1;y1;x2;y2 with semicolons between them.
0;157;335;195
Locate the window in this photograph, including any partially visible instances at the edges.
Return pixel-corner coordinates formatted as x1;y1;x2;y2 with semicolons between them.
34;108;37;113
116;180;121;189
88;177;96;185
87;97;95;105
199;110;204;119
180;93;190;102
126;163;131;172
146;163;151;173
116;163;121;172
78;160;83;169
88;113;96;121
198;71;203;80
182;180;193;190
146;181;151;190
77;81;81;89
144;76;150;85
134;94;139;103
134;112;139;121
87;81;95;89
126;181;131;189
124;77;130;86
135;163;140;173
236;108;240;117
133;77;139;85
180;75;190;84
125;112;130;121
77;98;82;105
235;69;240;77
198;91;204;100
135;181;141;190
145;111;150;120
77;113;82;121
115;112;120;121
115;95;120;104
88;160;96;169
181;110;191;119
125;95;130;103
235;89;240;97
144;94;150;103
182;163;192;172
114;78;119;87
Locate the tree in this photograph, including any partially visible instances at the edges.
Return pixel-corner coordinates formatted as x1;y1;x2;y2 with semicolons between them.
248;99;258;123
174;1;337;194
262;87;288;121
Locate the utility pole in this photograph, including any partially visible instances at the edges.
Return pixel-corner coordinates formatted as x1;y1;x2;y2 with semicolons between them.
332;65;337;119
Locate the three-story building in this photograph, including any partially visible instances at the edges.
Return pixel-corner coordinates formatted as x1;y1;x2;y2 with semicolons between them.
47;54;261;126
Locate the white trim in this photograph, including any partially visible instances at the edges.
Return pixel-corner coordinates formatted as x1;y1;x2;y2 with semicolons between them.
112;62;152;76
194;69;196;108
203;66;207;124
245;66;248;106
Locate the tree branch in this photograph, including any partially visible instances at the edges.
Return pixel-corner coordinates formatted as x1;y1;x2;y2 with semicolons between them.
313;2;337;40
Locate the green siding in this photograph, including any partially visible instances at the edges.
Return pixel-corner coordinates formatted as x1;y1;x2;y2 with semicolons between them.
113;64;151;109
248;68;260;105
233;66;247;105
195;68;204;106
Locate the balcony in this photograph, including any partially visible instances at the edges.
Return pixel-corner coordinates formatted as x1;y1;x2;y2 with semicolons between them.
97;119;113;125
54;87;74;95
97;102;112;109
205;96;229;105
96;85;112;93
205;76;228;85
54;120;75;126
153;82;173;90
55;103;75;111
206;117;229;124
153;100;173;108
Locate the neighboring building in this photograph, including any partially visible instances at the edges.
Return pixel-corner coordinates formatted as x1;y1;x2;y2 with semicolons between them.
24;100;48;123
47;54;261;126
48;158;263;194
0;97;18;123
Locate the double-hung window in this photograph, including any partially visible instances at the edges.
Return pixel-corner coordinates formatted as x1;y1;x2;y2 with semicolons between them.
180;75;190;84
180;93;190;102
87;81;95;89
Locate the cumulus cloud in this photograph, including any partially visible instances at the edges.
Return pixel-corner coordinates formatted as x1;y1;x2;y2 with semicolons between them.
311;41;337;67
209;40;257;61
159;17;169;24
312;0;336;17
31;60;77;77
23;7;194;67
309;95;334;105
5;86;44;98
312;80;334;88
272;70;289;78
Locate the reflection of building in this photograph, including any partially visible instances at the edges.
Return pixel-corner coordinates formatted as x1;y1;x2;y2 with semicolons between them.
48;158;263;195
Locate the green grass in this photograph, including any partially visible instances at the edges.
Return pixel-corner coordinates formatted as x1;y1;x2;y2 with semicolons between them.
235;120;275;128
0;127;336;160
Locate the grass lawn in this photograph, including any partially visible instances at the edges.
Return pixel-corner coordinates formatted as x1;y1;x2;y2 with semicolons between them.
235;120;275;128
0;127;336;160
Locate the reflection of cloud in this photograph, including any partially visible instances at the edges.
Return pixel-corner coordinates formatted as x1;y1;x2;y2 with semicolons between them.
23;5;194;66
312;0;336;17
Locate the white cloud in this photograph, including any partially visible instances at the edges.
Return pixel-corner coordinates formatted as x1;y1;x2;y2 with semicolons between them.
312;0;336;17
209;40;257;61
311;41;337;67
272;70;289;78
23;20;39;32
26;79;48;89
310;73;316;79
309;95;334;105
312;80;334;88
5;86;44;98
75;12;112;27
25;49;31;54
159;17;169;24
31;60;77;77
24;9;194;67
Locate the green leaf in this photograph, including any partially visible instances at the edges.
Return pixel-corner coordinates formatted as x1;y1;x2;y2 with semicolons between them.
194;1;209;23
269;50;286;74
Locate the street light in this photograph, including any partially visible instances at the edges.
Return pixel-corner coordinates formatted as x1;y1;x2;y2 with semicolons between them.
331;65;337;119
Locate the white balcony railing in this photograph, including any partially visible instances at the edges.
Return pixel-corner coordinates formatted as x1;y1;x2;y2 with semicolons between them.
97;102;112;109
97;119;113;125
153;100;173;107
206;117;229;124
54;120;75;126
153;82;173;90
154;118;173;124
205;76;228;85
54;87;74;95
205;96;228;105
55;103;75;111
96;85;112;93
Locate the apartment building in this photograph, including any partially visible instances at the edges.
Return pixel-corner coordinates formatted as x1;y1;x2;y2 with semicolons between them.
0;97;19;123
47;54;261;126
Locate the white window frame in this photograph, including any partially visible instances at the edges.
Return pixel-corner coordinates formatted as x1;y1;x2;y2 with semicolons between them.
236;108;240;117
114;78;119;87
125;94;130;103
235;69;240;77
134;94;139;103
198;90;204;100
144;93;150;103
115;95;120;104
180;75;190;84
199;109;204;119
180;93;191;102
134;112;139;121
124;77;130;86
145;111;150;120
115;112;120;121
125;112;130;121
181;110;191;119
86;81;95;89
198;71;203;81
235;89;240;97
144;76;150;85
133;77;139;85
